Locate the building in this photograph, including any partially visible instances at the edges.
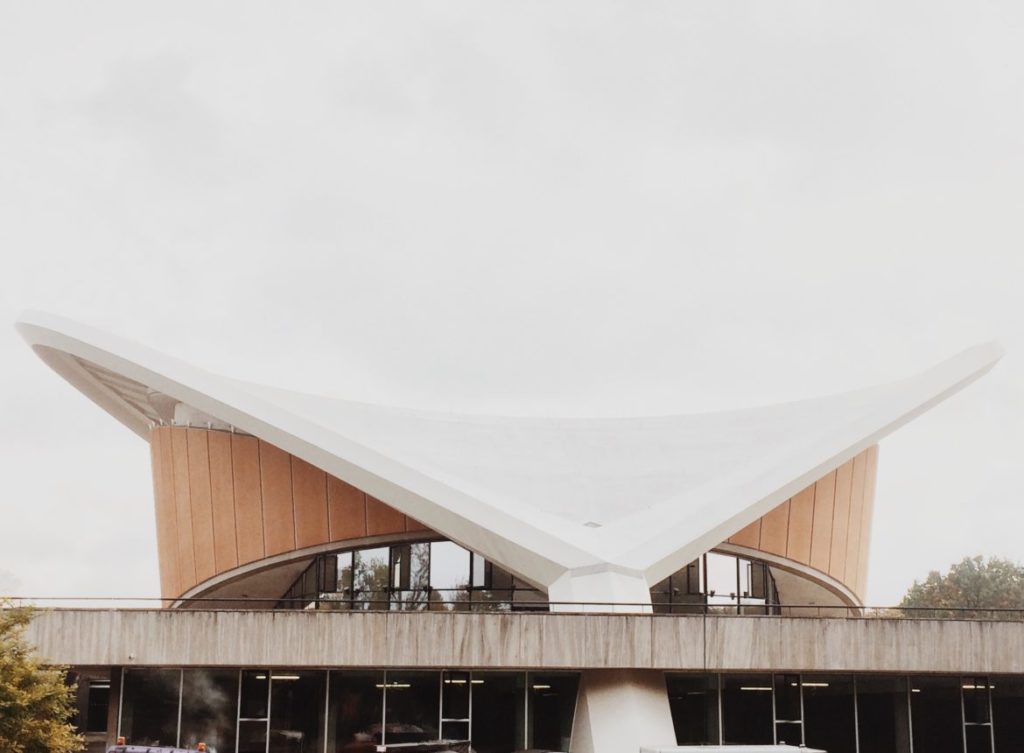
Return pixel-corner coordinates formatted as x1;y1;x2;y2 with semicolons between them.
13;311;1024;753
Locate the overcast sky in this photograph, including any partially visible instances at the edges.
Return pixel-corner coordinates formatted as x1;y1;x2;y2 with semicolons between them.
1;2;1022;606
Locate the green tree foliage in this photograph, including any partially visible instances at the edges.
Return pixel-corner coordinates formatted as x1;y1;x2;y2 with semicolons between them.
0;602;82;753
900;556;1024;618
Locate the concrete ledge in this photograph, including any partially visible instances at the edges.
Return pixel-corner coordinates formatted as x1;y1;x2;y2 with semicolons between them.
23;609;1024;673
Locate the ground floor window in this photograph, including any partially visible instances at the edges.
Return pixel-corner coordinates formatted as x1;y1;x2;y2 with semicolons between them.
668;672;1015;753
112;668;577;753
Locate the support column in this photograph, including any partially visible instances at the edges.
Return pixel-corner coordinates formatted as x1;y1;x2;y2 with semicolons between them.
547;567;653;613
570;669;676;753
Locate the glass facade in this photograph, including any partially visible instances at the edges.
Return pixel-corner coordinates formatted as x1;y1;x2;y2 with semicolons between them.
115;668;576;753
280;541;780;614
668;672;1024;753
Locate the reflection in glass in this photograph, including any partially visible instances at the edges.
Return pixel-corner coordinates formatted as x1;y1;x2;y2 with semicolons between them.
180;669;239;753
238;720;268;753
269;671;325;753
910;676;962;753
721;674;773;744
120;668;180;746
528;673;578;752
384;671;440;745
355;547;390;609
326;671;384;751
802;675;855;753
667;674;719;744
471;672;525;753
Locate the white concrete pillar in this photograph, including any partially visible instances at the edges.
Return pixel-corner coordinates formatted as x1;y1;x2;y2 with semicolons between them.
570;669;677;753
547;567;653;613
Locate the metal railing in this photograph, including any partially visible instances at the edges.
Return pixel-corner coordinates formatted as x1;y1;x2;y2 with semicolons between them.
5;595;1024;620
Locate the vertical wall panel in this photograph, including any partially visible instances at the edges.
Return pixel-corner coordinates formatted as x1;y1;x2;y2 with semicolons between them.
186;429;217;583
207;431;239;572
292;457;329;549
857;445;880;597
149;429;180;600
844;452;869;588
366;495;406;536
759;499;791;556
786;484;816;564
829;460;854;579
809;470;836;573
259;441;296;556
231;435;266;566
327;476;367;541
407;517;431;532
170;428;197;591
728;519;762;548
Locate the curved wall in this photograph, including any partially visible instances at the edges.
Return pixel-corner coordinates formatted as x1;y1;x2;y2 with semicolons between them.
725;445;878;600
150;427;878;604
149;426;429;599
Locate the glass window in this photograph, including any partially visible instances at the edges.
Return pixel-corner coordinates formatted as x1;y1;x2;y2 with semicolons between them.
85;675;111;734
237;720;268;753
528;673;578;752
354;546;390;609
120;668;181;746
667;674;719;744
430;541;471;609
856;675;911;753
993;676;1024;752
326;670;384;751
240;670;270;720
721;674;773;744
802;675;855;753
773;673;802;746
384;671;440;745
269;671;325;753
180;669;239;753
471;672;525;753
911;675;963;753
962;677;993;753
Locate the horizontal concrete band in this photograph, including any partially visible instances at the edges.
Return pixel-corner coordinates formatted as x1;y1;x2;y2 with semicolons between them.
25;609;1024;674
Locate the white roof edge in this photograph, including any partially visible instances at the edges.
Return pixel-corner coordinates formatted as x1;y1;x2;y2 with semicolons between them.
15;310;1004;600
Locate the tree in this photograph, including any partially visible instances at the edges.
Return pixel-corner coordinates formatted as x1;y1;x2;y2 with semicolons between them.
899;556;1024;618
0;602;82;753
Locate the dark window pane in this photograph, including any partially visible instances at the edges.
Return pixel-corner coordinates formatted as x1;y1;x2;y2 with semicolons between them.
442;671;471;721
120;669;180;746
962;677;991;723
238;720;268;753
992;676;1024;752
802;675;855;753
856;675;911;753
385;671;439;745
471;672;525;753
85;678;110;734
774;673;801;721
667;674;719;744
180;669;239;753
528;673;578;752
965;723;993;753
327;670;384;750
269;671;325;753
911;676;963;753
721;674;773;744
240;670;269;719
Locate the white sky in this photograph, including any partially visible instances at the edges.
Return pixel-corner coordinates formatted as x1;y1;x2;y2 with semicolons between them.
1;1;1022;606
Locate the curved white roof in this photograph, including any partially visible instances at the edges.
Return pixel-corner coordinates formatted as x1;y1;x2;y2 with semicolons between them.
17;311;1003;601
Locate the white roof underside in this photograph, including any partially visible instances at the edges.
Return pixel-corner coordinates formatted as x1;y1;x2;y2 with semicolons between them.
17;311;1002;592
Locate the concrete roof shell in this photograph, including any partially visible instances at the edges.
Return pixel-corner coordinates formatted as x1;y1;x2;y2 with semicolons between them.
16;311;1003;601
